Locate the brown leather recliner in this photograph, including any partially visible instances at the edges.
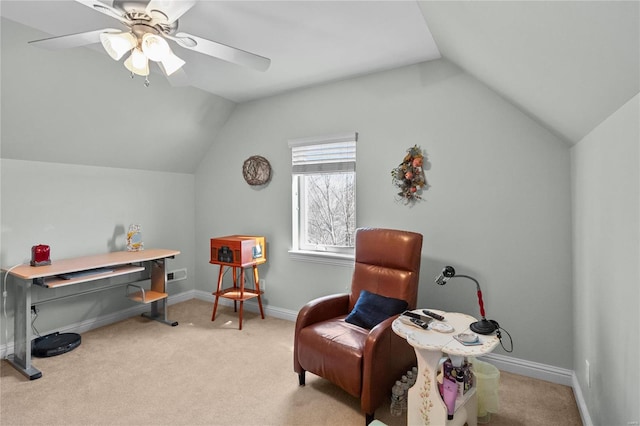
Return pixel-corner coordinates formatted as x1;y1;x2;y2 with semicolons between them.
294;228;423;424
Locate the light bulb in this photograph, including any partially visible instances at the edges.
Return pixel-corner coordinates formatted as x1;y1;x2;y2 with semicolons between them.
100;32;136;60
141;33;171;62
124;48;149;76
132;48;147;69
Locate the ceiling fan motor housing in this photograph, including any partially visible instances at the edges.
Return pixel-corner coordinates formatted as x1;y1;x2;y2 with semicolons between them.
114;0;178;35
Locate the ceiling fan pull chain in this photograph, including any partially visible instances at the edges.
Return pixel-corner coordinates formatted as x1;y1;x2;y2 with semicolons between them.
144;76;150;88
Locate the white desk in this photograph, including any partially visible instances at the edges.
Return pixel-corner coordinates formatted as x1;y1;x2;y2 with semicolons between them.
392;309;499;426
3;249;179;380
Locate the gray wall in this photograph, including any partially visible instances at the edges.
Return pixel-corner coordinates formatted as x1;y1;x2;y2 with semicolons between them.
1;9;636;424
0;21;576;371
1;160;196;336
571;94;639;425
195;59;574;368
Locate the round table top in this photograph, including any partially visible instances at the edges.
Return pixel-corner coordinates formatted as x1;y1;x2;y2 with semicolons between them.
392;309;500;357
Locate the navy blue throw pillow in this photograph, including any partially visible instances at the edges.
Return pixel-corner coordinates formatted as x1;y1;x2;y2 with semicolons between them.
345;290;408;329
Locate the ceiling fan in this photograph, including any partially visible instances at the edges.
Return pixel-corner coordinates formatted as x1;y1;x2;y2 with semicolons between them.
28;0;271;86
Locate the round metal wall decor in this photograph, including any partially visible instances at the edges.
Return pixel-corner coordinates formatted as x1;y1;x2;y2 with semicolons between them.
242;155;272;186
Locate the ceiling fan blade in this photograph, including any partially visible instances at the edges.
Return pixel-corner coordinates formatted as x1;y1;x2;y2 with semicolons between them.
164;67;190;87
74;0;132;25
172;32;271;72
146;0;196;24
28;29;121;50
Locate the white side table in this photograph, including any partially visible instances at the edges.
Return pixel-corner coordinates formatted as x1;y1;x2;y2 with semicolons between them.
392;309;499;426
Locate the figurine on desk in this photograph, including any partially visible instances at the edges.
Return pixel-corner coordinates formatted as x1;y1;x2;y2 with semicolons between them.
126;224;143;252
30;244;51;266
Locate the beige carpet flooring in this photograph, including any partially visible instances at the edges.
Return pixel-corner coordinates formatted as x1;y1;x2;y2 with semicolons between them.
0;299;582;425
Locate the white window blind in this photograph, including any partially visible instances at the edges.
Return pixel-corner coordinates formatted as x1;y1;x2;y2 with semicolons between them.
288;132;358;174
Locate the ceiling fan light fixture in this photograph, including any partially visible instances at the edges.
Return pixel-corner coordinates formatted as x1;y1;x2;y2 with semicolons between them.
29;0;271;87
124;47;149;76
160;52;186;76
141;33;171;62
100;31;136;60
140;33;185;76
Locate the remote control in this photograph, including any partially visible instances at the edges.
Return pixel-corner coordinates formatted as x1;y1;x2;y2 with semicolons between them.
398;316;430;330
422;310;445;321
410;318;430;329
402;310;422;320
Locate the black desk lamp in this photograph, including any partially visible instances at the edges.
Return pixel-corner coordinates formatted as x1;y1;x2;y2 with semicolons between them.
435;266;498;335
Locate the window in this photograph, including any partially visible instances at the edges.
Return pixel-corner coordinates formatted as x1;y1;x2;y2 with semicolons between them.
289;132;357;263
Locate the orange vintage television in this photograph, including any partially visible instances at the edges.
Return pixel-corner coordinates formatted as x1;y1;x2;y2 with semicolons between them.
210;235;266;267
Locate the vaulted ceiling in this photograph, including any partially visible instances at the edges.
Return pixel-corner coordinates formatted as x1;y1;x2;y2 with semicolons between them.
418;1;639;144
0;1;441;102
1;1;638;171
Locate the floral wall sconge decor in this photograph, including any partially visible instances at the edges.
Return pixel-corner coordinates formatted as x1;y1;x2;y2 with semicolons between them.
391;145;428;204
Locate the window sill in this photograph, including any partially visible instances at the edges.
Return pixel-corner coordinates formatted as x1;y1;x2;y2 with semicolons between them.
288;250;354;267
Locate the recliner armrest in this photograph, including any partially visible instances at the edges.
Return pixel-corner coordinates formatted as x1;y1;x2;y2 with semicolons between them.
295;293;350;331
294;293;350;375
365;314;397;344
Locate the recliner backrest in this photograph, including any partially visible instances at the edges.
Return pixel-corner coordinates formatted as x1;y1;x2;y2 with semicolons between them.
348;228;423;312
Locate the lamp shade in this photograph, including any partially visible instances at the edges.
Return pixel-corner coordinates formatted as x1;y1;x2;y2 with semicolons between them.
141;33;171;62
100;32;136;60
124;48;149;76
160;51;186;76
141;33;185;76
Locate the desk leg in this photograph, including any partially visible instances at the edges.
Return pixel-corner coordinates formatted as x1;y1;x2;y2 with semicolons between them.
141;259;178;326
7;279;42;380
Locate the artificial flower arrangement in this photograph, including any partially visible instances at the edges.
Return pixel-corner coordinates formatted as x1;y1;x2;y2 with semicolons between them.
391;145;427;203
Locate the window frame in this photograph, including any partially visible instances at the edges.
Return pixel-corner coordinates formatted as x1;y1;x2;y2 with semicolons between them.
288;132;357;266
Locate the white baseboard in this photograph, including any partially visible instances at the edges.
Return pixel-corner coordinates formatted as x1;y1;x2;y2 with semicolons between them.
0;290;593;425
478;352;573;386
571;371;594;426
